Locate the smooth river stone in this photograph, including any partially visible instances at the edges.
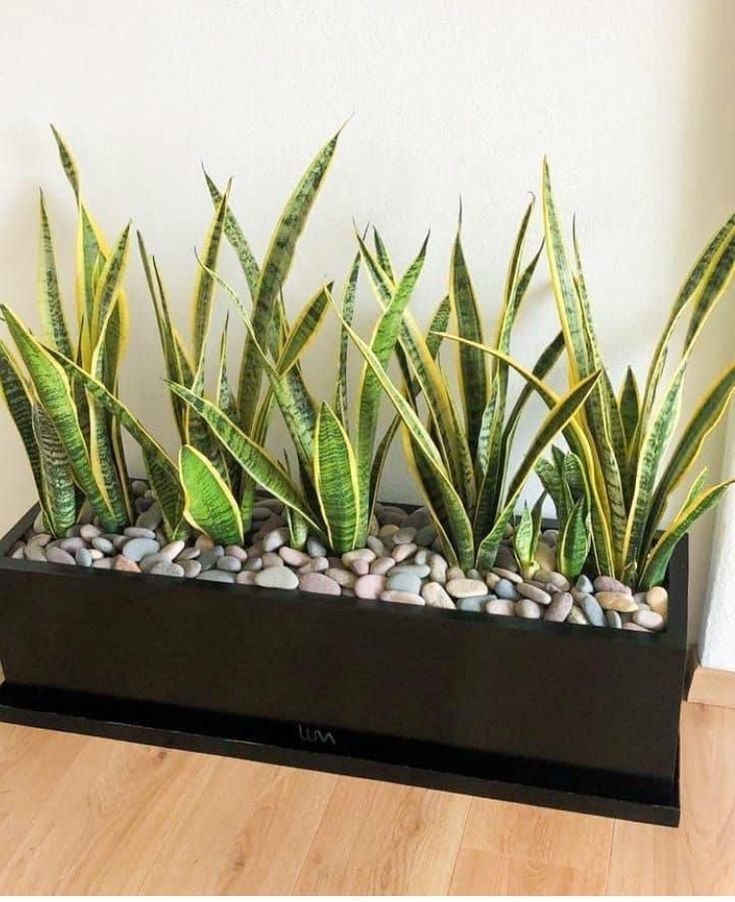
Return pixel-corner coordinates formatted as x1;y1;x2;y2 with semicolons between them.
421;581;455;608
392;542;417;563
160;540;186;561
150;561;185;578
633;608;665;631
114;555;141;573
575;574;595;594
139;553;169;573
486;598;515;617
351;559;370;576
379;589;425;606
217;555;242;573
60;537;87;553
605;610;622;629
260;552;284;568
298;557;329;574
181;560;202;578
91;536;115;555
279;546;310;568
390;563;430;579
242;556;263;572
366;536;387;557
342;549;376;567
75;548;93;567
494;578;518;601
534;569;570;591
517;583;551;606
137;503;163;530
623;622;653;633
567;606;589;626
235;571;257;585
386;572;422;595
299;572;341;596
457;597;486;612
596;591;638;613
255;567;299;590
46;547;76;566
429;554;447;583
262;527;289;552
392;526;417;545
491;567;522;584
594;575;631;594
124;526;157;540
225;545;248;562
370;556;396;576
446;577;488;599
354;574;386;599
581;594;606;627
25;543;47;562
122;537;160;562
414;525;437;547
92;557;115;570
197;569;235;584
325;567;356;588
515;598;542;619
79;524;102;541
646;586;668;619
544;591;573;623
306;536;328;558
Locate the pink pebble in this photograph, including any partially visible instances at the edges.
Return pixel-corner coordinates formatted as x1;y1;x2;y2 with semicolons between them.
354;574;386;600
299;573;341;596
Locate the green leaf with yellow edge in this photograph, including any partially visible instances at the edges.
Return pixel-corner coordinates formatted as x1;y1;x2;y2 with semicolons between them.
192;182;230;361
31;404;77;535
37;190;72;358
179;444;243;545
334;250;362;429
50;124;80;202
558;497;590;580
314;402;361;552
237;128;342;438
641;480;735;589
277;283;332;375
1;304;119;532
619;366;640;454
167;381;321;533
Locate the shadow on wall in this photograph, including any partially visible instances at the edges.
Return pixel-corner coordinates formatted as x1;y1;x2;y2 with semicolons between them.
678;0;735;633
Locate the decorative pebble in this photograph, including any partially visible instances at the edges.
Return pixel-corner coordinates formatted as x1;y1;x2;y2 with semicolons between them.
324;568;356;588
392;542;417;562
342;549;376;567
457;597;485;612
633;608;665;631
534;542;556;571
581;594;606;627
386;572;422;595
197;569;235;583
10;544;25;560
254;567;299;590
350;574;384;599
486;598;515;616
351;559;370;576
114;555;141;573
623;622;653;633
545;591;573;623
92;557;115;569
150;561;185;578
60;537;87;553
306;536;328;557
646;586;668;619
446;578;488;599
242;556;263;572
122;537;160;562
28;532;52;547
517;583;551;606
392;526;417;545
575;574;594;594
379;589;425;606
136;503;162;531
298;557;329;574
80;524;102;541
605;610;622;629
370;556;396;576
594;575;630;593
414;525;437;546
124;526;157;540
195;534;215;551
160;540;186;561
235;570;257;585
261;552;284;568
515;598;542;619
494;578;518;601
197;547;225;571
263;527;289;552
217;555;242;573
92;537;115;555
391;563;430;579
75;548;93;567
299;572;342;595
567;606;589;625
492;567;522;584
596;591;638;613
429;554;448;583
25;543;48;562
535;569;570;591
180;560;202;578
366;536;387;557
46;547;76;566
422;581;455;608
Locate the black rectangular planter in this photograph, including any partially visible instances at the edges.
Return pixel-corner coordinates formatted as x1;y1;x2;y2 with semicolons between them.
0;504;687;826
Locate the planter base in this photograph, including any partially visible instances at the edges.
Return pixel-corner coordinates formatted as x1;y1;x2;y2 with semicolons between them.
0;681;680;827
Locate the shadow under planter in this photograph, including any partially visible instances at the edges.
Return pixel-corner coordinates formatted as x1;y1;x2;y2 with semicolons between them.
0;505;688;826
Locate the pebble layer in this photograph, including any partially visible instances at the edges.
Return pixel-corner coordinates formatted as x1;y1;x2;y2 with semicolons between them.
6;485;669;633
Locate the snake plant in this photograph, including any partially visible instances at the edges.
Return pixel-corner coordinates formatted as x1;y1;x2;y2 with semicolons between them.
541;161;735;588
0;128;146;535
333;210;600;571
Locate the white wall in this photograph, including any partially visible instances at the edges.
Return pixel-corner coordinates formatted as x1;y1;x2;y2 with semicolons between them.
0;0;733;634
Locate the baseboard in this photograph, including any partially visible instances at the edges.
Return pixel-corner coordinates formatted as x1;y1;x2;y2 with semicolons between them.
687;648;735;709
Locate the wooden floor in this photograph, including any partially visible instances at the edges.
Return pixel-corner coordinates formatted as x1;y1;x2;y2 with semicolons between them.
0;701;733;895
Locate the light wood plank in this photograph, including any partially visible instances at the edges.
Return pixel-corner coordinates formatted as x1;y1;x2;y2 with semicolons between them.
293;776;470;895
607;703;735;894
449;848;608;895
0;734;209;894
688;661;735;709
0;723;89;873
448;792;613;895
140;758;336;895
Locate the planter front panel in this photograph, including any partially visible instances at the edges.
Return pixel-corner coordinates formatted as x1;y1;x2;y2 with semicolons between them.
0;507;687;794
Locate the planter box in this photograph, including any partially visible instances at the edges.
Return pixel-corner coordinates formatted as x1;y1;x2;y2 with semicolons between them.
0;504;687;826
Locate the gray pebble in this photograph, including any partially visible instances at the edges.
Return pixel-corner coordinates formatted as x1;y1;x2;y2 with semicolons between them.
199;547;225;571
92;537;115;555
181;560;202;579
517;583;551;606
594;575;630;594
567;606;589;626
494;578;519;601
457;597;485;612
136;503;163;531
25;543;48;562
575;574;595;594
160;540;186;561
413;549;430;566
390;563;430;579
379;589;425;606
176;547;201;562
150;561;185;578
325;567;356;588
306;536;328;557
386;572;422;595
582;594;606;627
47;547;76;566
515;598;542;619
196;569;236;584
75;547;93;567
421;581;455;608
447;577;488;599
139;553;170;573
370;556;396;576
298;557;329;574
122;537;161;562
492;567;522;584
124;526;157;540
255;567;299;590
366;535;387;557
486;598;515;616
217;555;243;573
60;537;87;553
251;505;273;520
414;525;437;546
606;610;622;629
242;556;263;572
80;524;102;541
633;608;665;631
262;527;289;552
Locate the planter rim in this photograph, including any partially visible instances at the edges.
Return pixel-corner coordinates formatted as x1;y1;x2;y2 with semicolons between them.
0;502;688;650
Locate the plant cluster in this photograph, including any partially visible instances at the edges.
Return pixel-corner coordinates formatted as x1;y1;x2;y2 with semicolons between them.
2;127;734;593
